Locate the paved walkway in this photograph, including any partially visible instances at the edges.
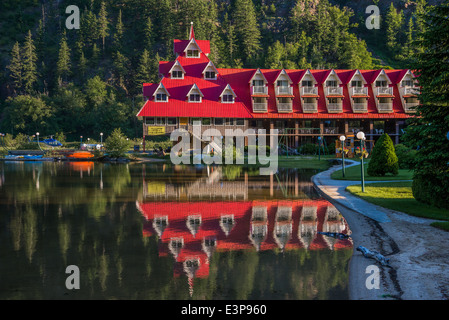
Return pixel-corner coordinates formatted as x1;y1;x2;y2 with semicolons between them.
312;160;431;224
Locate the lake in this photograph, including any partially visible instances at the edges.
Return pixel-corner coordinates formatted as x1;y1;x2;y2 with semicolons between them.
0;161;352;300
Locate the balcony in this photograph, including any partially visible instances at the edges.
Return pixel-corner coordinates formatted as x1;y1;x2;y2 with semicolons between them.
323;127;339;134
253;103;268;113
377;102;393;112
402;86;420;96
404;102;418;113
302;102;317;113
327;102;343;113
376;86;393;96
326;86;343;96
276;86;293;96
351;87;368;96
301;87;318;95
277;102;293;113
251;86;268;95
352;102;368;113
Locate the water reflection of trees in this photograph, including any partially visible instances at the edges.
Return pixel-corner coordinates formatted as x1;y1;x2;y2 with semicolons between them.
0;162;352;300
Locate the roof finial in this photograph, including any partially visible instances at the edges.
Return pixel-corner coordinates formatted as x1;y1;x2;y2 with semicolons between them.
189;21;195;40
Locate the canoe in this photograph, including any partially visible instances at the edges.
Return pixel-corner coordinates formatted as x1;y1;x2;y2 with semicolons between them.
67;151;94;159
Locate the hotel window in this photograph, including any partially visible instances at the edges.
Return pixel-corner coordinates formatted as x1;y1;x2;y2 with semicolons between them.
375;80;387;87
167;117;177;125
189;93;201;102
156;93;167;102
278;97;289;104
326;80;337;87
187;49;199;58
214;118;224;126
302;80;313;87
379;97;390;103
155;117;165;125
354;97;365;103
172;70;183;79
328;97;338;104
236;118;245;126
253;97;264;104
402;80;414;87
252;80;264;87
202;118;211;125
226;118;234;126
304;97;315;104
222;94;234;103
277;80;288;87
146;118;155;125
205;71;216;80
351;80;362;87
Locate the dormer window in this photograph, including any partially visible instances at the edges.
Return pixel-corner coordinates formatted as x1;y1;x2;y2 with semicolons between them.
222;94;234;103
376;80;388;87
172;70;183;79
156;93;167;102
351;80;362;87
402;79;414;87
327;80;338;87
187;49;199;58
205;71;216;80
187;83;204;103
189;93;201;102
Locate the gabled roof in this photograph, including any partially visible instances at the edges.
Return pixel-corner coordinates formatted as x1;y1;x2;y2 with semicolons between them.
249;68;268;83
153;82;170;97
372;69;392;84
186;83;204;97
297;69;317;84
202;61;218;75
323;69;343;85
168;60;186;74
219;84;237;97
274;69;293;84
174;39;210;55
183;38;202;54
347;69;367;85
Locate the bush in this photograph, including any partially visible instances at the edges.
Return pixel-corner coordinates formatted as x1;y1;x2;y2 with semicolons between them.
394;144;417;170
298;143;318;155
105;128;131;158
413;174;449;209
367;133;398;176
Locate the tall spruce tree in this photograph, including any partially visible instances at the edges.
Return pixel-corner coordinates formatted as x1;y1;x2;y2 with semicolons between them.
22;30;38;94
113;9;124;52
233;0;261;64
385;3;404;57
57;31;71;83
404;1;449;209
7;41;23;95
98;1;109;51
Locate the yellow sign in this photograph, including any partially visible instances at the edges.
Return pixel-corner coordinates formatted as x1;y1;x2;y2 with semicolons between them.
179;117;188;125
147;182;166;195
147;126;166;135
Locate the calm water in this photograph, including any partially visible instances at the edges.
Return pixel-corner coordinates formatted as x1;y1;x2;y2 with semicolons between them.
0;161;352;300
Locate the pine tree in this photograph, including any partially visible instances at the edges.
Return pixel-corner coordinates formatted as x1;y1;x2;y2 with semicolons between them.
113;9;124;52
78;51;88;79
22;30;38;94
98;1;109;51
403;2;449;208
143;17;154;50
113;51;129;93
134;49;152;93
7;41;23;95
385;3;404;56
57;31;71;83
233;0;261;64
367;133;398;177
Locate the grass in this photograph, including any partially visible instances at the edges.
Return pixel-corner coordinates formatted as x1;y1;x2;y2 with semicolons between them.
278;155;334;170
331;159;414;181
347;182;449;231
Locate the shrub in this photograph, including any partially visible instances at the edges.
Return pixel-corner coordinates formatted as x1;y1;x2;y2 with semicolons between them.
367;133;398;176
413;174;449;209
298;143;318;155
394;144;417;170
105;128;131;158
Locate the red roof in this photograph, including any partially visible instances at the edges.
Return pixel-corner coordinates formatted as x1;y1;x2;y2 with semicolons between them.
137;30;414;120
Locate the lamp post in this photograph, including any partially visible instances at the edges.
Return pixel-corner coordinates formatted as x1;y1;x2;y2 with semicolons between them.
100;132;103;145
36;132;39;144
317;136;322;161
339;135;346;178
356;131;366;192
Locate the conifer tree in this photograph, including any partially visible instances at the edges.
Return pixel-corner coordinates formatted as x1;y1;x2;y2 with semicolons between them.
134;49;152;92
7;41;23;95
404;1;449;208
22;30;38;94
57;31;71;83
144;17;154;50
385;3;404;56
233;0;261;64
367;133;398;177
113;9;124;52
98;1;109;51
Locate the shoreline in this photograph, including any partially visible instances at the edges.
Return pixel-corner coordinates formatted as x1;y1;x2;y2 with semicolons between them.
312;162;449;300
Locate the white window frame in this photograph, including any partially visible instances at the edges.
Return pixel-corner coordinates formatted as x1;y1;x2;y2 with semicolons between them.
171;70;184;79
214;118;224;126
222;94;234;104
155;93;168;102
189;93;202;103
235;118;245;126
186;49;200;58
205;71;216;80
167;117;177;126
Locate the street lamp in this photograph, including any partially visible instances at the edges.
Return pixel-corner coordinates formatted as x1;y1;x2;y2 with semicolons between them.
339;135;346;178
100;132;103;145
356;131;366;192
317;136;322;161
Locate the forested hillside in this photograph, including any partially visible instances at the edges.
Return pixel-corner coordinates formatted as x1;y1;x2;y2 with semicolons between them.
0;0;438;140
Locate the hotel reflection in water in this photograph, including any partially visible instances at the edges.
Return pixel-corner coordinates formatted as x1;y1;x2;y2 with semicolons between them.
136;165;353;296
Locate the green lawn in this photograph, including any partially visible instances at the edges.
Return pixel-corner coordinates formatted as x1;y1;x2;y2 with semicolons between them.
331;160;414;181
278;155;334;170
347;182;449;231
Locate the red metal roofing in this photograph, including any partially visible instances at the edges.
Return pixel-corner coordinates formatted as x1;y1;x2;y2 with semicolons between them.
138;35;414;120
